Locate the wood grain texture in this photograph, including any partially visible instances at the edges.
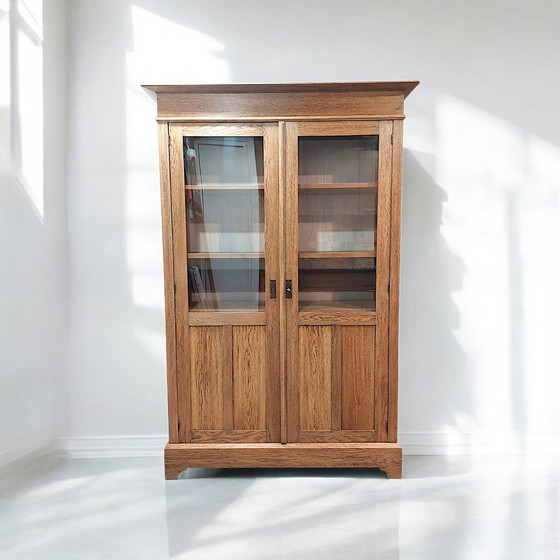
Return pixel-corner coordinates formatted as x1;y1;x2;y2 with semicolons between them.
157;122;179;443
388;120;403;442
187;252;264;259
158;115;406;123
222;326;234;430
190;430;268;443
156;92;404;121
331;326;342;430
278;121;288;444
177;123;264;136
168;123;190;442
187;184;264;190
299;311;376;326
341;326;375;431
297;430;375;443
189;312;266;326
164;442;403;479
263;123;282;443
190;326;230;430
297;121;380;136
299;182;377;190
285;122;300;442
299;326;332;431
373;121;393;442
143;81;419;97
150;81;418;473
233;326;267;430
299;251;375;259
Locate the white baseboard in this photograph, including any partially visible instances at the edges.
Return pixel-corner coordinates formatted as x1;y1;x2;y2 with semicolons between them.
399;431;560;455
59;435;168;458
58;432;560;459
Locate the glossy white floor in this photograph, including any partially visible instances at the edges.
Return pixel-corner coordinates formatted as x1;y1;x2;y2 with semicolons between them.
0;454;558;559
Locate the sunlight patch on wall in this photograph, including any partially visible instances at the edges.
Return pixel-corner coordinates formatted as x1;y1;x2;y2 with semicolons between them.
521;134;560;433
437;95;560;435
0;0;10;167
125;5;230;309
2;0;44;218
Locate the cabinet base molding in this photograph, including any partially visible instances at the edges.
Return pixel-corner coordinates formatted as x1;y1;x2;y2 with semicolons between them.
164;442;402;480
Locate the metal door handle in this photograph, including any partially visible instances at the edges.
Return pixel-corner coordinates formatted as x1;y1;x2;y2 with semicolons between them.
285;280;293;299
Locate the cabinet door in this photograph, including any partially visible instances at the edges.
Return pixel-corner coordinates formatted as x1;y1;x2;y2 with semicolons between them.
169;123;280;443
285;121;393;443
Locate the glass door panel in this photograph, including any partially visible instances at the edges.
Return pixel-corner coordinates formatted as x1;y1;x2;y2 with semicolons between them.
298;135;379;311
184;136;265;311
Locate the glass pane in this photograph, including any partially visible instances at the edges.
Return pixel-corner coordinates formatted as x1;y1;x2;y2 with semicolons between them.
298;135;378;311
184;136;265;311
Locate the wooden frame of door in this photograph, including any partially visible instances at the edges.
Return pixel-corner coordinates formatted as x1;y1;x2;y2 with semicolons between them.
168;122;281;445
283;120;393;445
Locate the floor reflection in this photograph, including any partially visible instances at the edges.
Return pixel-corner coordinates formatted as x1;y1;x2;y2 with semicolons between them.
165;468;401;560
0;455;558;559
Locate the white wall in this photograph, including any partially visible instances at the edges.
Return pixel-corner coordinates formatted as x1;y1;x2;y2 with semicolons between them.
64;0;560;452
0;0;67;466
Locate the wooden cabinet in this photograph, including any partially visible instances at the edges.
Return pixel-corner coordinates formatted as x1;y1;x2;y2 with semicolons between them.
144;82;418;479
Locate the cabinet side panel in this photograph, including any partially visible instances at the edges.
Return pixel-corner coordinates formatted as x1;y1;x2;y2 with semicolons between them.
299;326;332;430
233;326;267;431
190;326;232;430
388;120;403;442
341;326;376;430
373;121;393;442
158;122;178;443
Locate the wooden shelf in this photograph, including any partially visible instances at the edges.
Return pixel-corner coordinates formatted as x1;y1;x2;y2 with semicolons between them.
188;252;264;259
185;184;264;190
299;251;375;259
299;300;376;311
299;182;377;190
190;304;265;312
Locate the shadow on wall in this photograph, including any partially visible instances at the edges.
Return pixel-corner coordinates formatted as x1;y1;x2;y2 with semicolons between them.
399;151;468;434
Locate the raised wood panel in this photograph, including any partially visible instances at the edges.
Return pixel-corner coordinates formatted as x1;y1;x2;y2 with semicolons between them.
233;326;267;431
299;326;332;431
189;326;232;430
157;92;404;120
341;326;376;431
